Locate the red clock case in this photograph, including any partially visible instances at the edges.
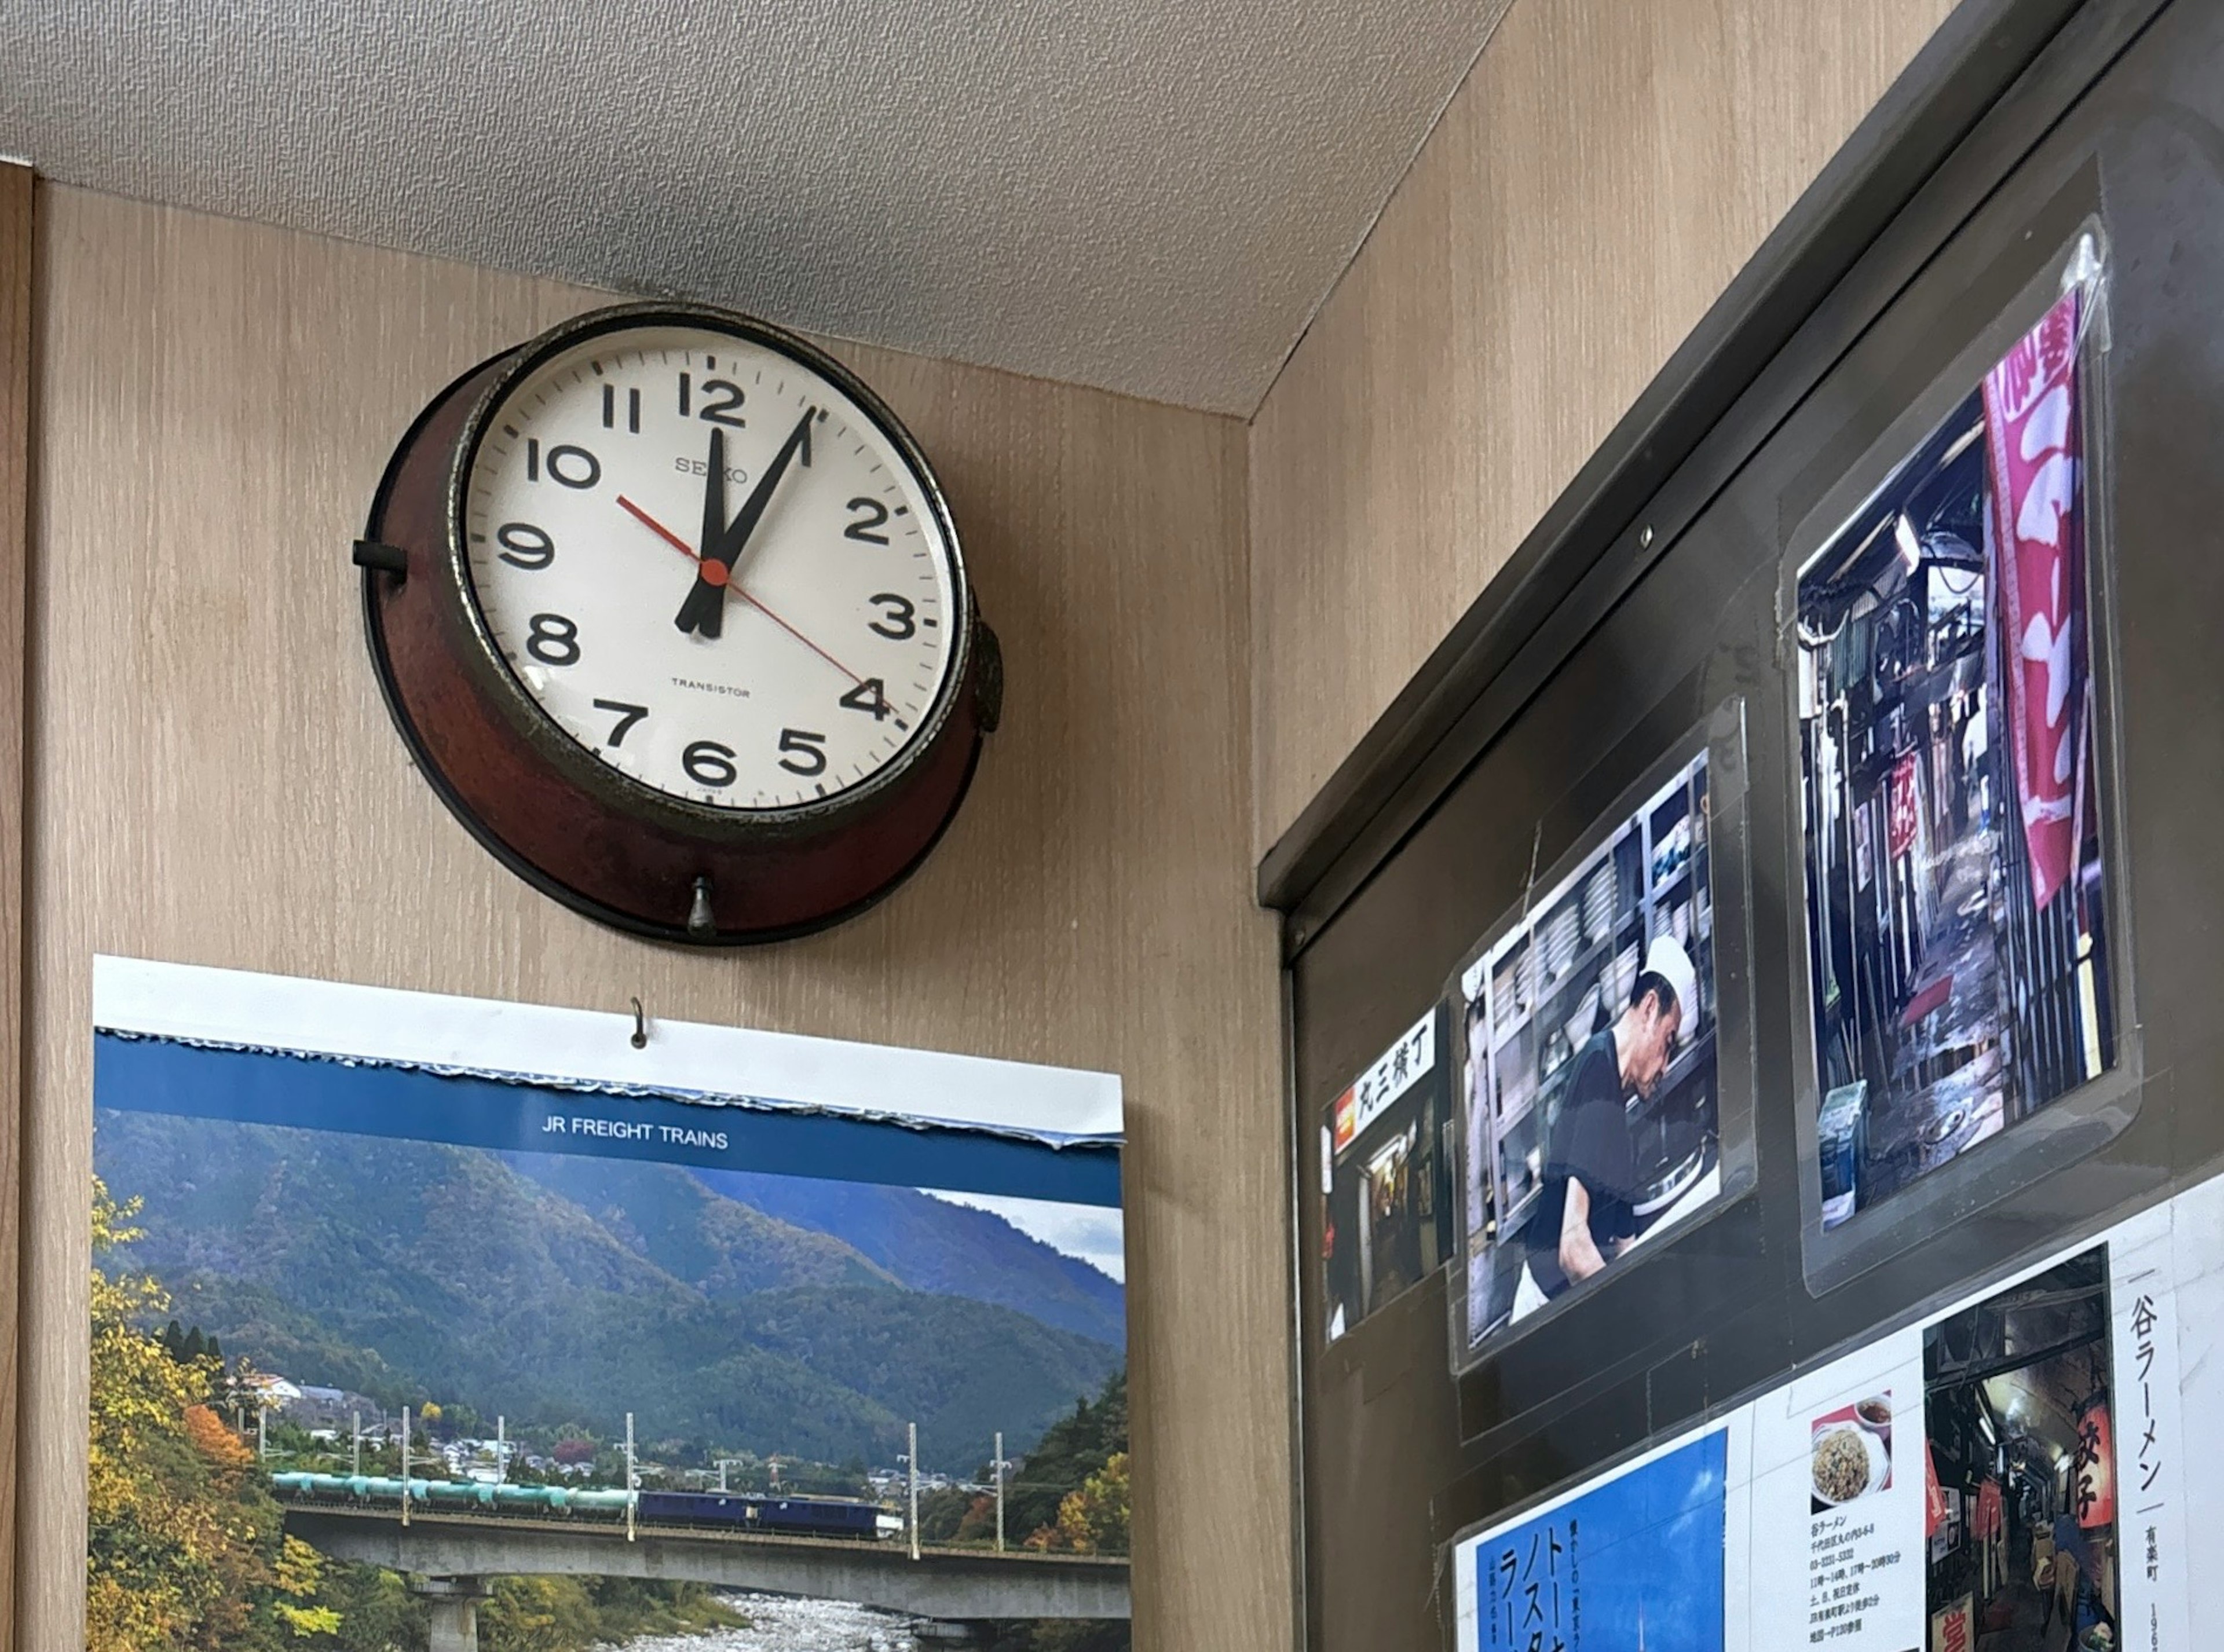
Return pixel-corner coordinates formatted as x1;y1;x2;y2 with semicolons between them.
356;305;1000;946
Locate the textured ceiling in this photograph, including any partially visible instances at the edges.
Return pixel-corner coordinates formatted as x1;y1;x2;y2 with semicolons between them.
4;1;1513;413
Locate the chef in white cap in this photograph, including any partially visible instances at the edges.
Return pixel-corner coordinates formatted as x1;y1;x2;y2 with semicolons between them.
1513;935;1698;1320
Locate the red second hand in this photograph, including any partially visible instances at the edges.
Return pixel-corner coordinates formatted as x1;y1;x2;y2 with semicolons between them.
618;493;700;560
615;494;864;685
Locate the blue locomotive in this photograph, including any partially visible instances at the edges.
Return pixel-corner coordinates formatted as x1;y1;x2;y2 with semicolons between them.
269;1472;904;1540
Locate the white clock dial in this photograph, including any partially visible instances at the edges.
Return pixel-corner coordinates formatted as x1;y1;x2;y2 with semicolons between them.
459;323;960;812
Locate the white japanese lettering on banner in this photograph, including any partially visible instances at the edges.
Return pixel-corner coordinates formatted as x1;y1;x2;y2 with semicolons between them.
1982;289;2086;909
1332;1009;1436;1154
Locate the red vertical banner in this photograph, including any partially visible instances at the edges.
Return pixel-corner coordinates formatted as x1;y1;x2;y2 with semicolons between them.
1982;291;2086;910
1974;1477;2003;1540
2074;1401;2116;1529
1888;753;1922;860
1925;1437;1947;1537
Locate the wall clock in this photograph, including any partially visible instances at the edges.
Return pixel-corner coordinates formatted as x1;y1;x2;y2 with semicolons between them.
354;301;1000;944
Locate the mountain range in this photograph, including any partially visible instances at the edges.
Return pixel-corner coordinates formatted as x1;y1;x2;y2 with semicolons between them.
687;1166;1125;1345
94;1109;1124;1471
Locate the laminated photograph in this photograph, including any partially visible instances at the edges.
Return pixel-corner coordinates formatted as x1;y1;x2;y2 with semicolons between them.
1449;721;1740;1364
1794;263;2120;1233
85;957;1131;1652
1319;1008;1450;1343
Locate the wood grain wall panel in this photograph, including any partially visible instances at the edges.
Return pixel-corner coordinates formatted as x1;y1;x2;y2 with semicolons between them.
17;184;1287;1650
1249;0;1956;856
0;160;32;1646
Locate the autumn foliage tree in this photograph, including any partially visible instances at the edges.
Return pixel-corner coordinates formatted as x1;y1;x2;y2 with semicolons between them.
1027;1452;1129;1555
85;1175;341;1650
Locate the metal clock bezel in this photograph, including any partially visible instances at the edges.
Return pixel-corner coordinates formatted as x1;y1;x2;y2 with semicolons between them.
440;299;976;843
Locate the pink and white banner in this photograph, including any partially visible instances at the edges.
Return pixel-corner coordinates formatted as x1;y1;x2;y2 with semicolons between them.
1982;291;2086;911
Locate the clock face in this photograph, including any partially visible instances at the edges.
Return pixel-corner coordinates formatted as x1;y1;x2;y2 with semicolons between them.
458;320;961;812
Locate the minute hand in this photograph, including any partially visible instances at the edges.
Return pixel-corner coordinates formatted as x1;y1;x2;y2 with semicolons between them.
674;408;815;638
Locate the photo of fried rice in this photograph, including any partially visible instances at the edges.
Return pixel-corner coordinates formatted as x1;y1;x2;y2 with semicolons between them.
1812;1426;1874;1505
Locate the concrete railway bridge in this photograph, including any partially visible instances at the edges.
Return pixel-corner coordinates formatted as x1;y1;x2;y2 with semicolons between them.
284;1505;1132;1651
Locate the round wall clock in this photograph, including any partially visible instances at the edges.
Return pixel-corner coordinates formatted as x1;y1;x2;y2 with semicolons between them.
355;301;1000;944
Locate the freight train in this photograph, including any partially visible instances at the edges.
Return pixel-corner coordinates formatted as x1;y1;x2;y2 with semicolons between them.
269;1472;905;1540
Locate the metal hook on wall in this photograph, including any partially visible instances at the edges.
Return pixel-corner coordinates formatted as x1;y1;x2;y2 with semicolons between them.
629;997;648;1050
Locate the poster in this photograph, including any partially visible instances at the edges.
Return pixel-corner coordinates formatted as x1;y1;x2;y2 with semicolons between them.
86;957;1131;1652
1794;285;2117;1230
1454;1423;1749;1652
1749;1327;1925;1651
1453;741;1725;1359
1322;1009;1450;1342
1451;1153;2224;1652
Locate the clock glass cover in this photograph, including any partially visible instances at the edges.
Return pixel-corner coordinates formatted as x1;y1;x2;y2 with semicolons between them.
459;321;961;812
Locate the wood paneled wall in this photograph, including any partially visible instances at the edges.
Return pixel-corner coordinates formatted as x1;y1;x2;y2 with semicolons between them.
16;185;1286;1650
0;161;31;1643
1248;0;1956;855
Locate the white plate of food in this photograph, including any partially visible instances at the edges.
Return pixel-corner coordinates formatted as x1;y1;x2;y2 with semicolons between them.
1811;1420;1888;1506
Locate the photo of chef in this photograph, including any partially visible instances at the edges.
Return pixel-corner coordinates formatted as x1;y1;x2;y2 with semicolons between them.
1454;745;1724;1358
1797;284;2117;1232
1922;1247;2119;1651
1321;1009;1451;1343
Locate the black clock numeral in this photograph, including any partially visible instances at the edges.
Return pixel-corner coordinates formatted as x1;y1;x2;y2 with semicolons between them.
697;378;746;428
777;728;829;776
839;677;893;721
867;593;917;640
683;739;738;788
678;372;748;429
844;497;891;545
495;522;554;570
525;613;580;666
528;439;601;490
593;698;648;747
602;384;642;433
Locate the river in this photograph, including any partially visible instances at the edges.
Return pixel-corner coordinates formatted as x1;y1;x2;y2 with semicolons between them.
613;1593;929;1651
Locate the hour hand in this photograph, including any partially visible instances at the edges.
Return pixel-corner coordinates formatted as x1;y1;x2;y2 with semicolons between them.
674;430;735;639
674;409;815;638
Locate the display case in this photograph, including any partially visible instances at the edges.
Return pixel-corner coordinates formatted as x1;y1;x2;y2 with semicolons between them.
1269;2;2224;1645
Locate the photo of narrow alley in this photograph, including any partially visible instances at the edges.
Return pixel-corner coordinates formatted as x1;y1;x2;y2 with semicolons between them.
1922;1247;2117;1651
1798;289;2115;1228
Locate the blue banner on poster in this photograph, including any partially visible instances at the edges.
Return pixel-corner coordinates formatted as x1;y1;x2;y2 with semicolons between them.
1474;1430;1728;1652
93;1031;1121;1207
